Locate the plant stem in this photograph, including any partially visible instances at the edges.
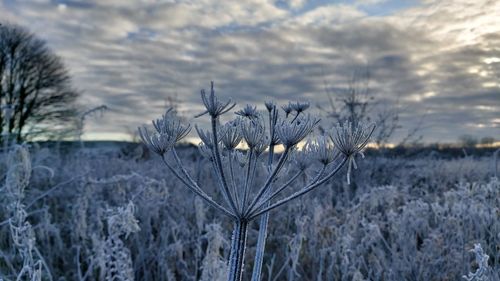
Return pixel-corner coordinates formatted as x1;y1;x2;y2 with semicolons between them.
228;219;249;281
251;111;278;281
211;117;238;214
242;149;254;214
250;157;348;220
245;147;290;217
251;211;269;281
252;128;276;281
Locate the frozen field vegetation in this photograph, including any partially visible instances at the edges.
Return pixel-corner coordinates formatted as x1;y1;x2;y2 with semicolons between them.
0;83;498;281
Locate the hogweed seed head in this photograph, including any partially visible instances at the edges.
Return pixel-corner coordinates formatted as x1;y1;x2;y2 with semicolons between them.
290;101;310;114
305;136;339;165
235;104;259;119
196;81;236;118
253;136;269;156
152;107;173;128
139;108;190;155
331;121;375;184
276;114;319;147
195;124;217;149
331;121;375;157
241;116;267;149
265;101;275;112
152;109;191;142
138;127;175;155
221;119;243;150
267;104;280;146
281;103;293;117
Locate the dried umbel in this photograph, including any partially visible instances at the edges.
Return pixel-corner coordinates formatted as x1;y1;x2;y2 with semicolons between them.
139;109;191;155
305;136;340;165
275;114;319;147
289;101;310;114
195;125;216;149
139;81;375;281
264;101;275;112
331;121;375;184
138;127;174;155
241;117;266;149
332;121;375;157
221;119;243;150
196;81;236;118
235;104;259;119
152;108;191;142
281;103;293;117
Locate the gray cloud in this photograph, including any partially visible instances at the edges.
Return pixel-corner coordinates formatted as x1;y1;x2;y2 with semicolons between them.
1;0;498;142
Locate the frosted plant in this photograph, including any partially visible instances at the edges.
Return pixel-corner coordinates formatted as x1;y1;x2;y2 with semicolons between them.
289;101;310;122
200;223;229;281
1;134;497;280
195;196;207;232
281;103;293;118
8;202;44;281
96;202;140;281
463;243;491;281
2;145;51;281
235;105;259;119
286;216;307;281
331;121;375;184
77;105;108;147
106;201;140;238
139;81;375;281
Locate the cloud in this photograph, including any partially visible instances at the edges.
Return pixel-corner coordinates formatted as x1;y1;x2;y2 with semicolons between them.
279;0;308;10
355;0;389;7
0;0;498;142
286;4;366;26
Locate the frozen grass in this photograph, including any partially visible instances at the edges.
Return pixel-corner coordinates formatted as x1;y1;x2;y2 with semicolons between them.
0;142;498;280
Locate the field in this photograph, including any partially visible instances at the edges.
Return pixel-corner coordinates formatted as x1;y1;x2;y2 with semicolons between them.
1;142;498;281
2;1;499;280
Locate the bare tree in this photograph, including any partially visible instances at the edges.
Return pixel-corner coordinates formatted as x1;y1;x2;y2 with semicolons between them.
0;23;79;143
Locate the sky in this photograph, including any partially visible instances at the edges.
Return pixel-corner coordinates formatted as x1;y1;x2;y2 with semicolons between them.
0;0;499;143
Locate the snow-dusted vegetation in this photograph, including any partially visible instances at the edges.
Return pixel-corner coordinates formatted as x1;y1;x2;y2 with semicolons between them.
0;89;498;280
3;0;500;278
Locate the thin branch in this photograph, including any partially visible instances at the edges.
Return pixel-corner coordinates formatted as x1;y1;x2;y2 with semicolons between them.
161;155;235;218
241;149;254;214
249;157;347;220
172;148;203;190
211;117;239;214
250;169;303;215
244;147;291;218
228;151;241;212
